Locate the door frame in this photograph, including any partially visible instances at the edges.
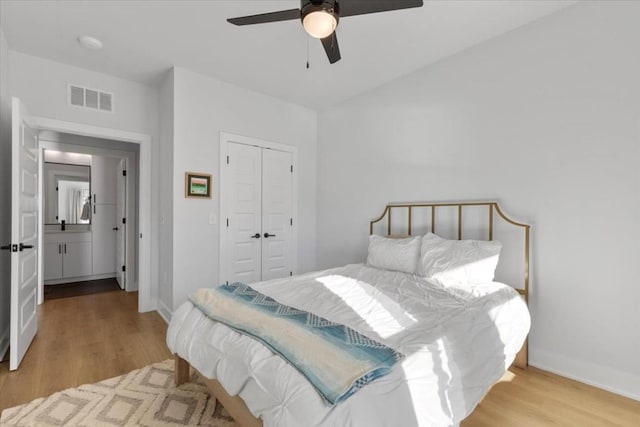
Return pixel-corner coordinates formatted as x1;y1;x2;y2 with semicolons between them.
219;132;298;284
116;157;127;290
34;117;153;312
38;139;136;293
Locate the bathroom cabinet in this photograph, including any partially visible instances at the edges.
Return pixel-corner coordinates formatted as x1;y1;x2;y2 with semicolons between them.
43;232;92;281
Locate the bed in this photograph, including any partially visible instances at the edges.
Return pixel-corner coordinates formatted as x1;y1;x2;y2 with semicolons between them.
167;201;531;427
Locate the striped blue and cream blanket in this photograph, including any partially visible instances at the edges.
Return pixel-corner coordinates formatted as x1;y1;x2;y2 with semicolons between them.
188;282;403;404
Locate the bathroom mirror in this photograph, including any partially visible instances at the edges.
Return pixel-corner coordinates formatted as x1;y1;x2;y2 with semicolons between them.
44;162;91;225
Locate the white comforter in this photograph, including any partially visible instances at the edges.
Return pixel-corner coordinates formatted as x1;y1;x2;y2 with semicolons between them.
166;264;530;427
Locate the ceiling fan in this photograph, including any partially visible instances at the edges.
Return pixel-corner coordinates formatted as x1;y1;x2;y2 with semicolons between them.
227;0;424;64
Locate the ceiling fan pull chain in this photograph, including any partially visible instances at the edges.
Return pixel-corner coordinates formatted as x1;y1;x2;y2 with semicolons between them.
306;34;310;69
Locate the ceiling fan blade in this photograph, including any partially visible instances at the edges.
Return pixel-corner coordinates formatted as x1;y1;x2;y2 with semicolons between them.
339;0;423;18
321;32;341;64
227;8;300;26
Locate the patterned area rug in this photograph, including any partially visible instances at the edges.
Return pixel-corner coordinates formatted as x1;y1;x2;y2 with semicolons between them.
1;360;240;426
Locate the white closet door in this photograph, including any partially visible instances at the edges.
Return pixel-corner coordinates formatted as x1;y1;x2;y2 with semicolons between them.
261;149;293;281
225;142;262;284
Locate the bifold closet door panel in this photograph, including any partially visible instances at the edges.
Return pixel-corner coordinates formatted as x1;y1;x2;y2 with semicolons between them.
92;204;117;275
261;149;293;281
225;143;263;284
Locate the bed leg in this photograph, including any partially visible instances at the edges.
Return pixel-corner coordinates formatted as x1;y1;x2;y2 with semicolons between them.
175;354;191;385
513;338;528;369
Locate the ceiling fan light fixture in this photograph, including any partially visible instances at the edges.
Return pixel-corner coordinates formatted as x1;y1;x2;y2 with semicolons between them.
301;1;339;39
303;11;337;38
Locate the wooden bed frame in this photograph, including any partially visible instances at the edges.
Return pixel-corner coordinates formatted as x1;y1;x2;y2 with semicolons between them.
174;200;531;427
175;355;263;427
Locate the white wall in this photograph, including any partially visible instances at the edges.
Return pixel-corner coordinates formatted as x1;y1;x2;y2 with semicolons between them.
157;69;174;320
8;51;161;306
169;67;317;310
0;27;11;358
317;1;640;399
43;150;92;166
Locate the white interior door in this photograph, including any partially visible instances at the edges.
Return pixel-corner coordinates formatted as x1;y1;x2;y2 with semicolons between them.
10;97;39;371
261;149;293;281
225;142;262;284
116;158;126;289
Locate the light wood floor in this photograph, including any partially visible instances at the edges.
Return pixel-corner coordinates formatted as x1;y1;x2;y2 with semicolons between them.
1;291;638;426
0;290;171;411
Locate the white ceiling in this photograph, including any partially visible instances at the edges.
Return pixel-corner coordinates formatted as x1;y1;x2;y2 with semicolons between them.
0;0;577;110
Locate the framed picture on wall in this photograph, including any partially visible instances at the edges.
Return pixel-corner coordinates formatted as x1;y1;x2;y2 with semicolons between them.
185;172;212;198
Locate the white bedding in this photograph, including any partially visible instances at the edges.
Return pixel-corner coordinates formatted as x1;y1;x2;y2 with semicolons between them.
167;264;530;427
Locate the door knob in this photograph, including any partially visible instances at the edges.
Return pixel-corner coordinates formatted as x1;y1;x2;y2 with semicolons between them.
251;233;261;239
264;233;276;238
19;243;34;251
113;227;119;231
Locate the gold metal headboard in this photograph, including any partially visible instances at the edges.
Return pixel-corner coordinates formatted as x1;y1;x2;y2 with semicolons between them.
370;201;530;302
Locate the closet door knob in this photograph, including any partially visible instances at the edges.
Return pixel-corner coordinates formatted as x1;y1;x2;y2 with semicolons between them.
263;233;276;238
251;233;261;239
113;227;119;231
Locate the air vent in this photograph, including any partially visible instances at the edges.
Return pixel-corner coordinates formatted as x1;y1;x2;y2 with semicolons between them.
68;84;113;112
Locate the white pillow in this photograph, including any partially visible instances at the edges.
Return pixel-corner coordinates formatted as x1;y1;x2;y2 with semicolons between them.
366;235;422;274
417;232;502;285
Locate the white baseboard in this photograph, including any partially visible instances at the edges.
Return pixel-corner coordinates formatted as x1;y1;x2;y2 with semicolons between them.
0;324;9;362
126;279;138;292
530;348;640;401
157;299;172;324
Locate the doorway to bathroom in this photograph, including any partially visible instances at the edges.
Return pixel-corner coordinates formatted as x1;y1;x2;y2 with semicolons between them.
39;131;138;297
